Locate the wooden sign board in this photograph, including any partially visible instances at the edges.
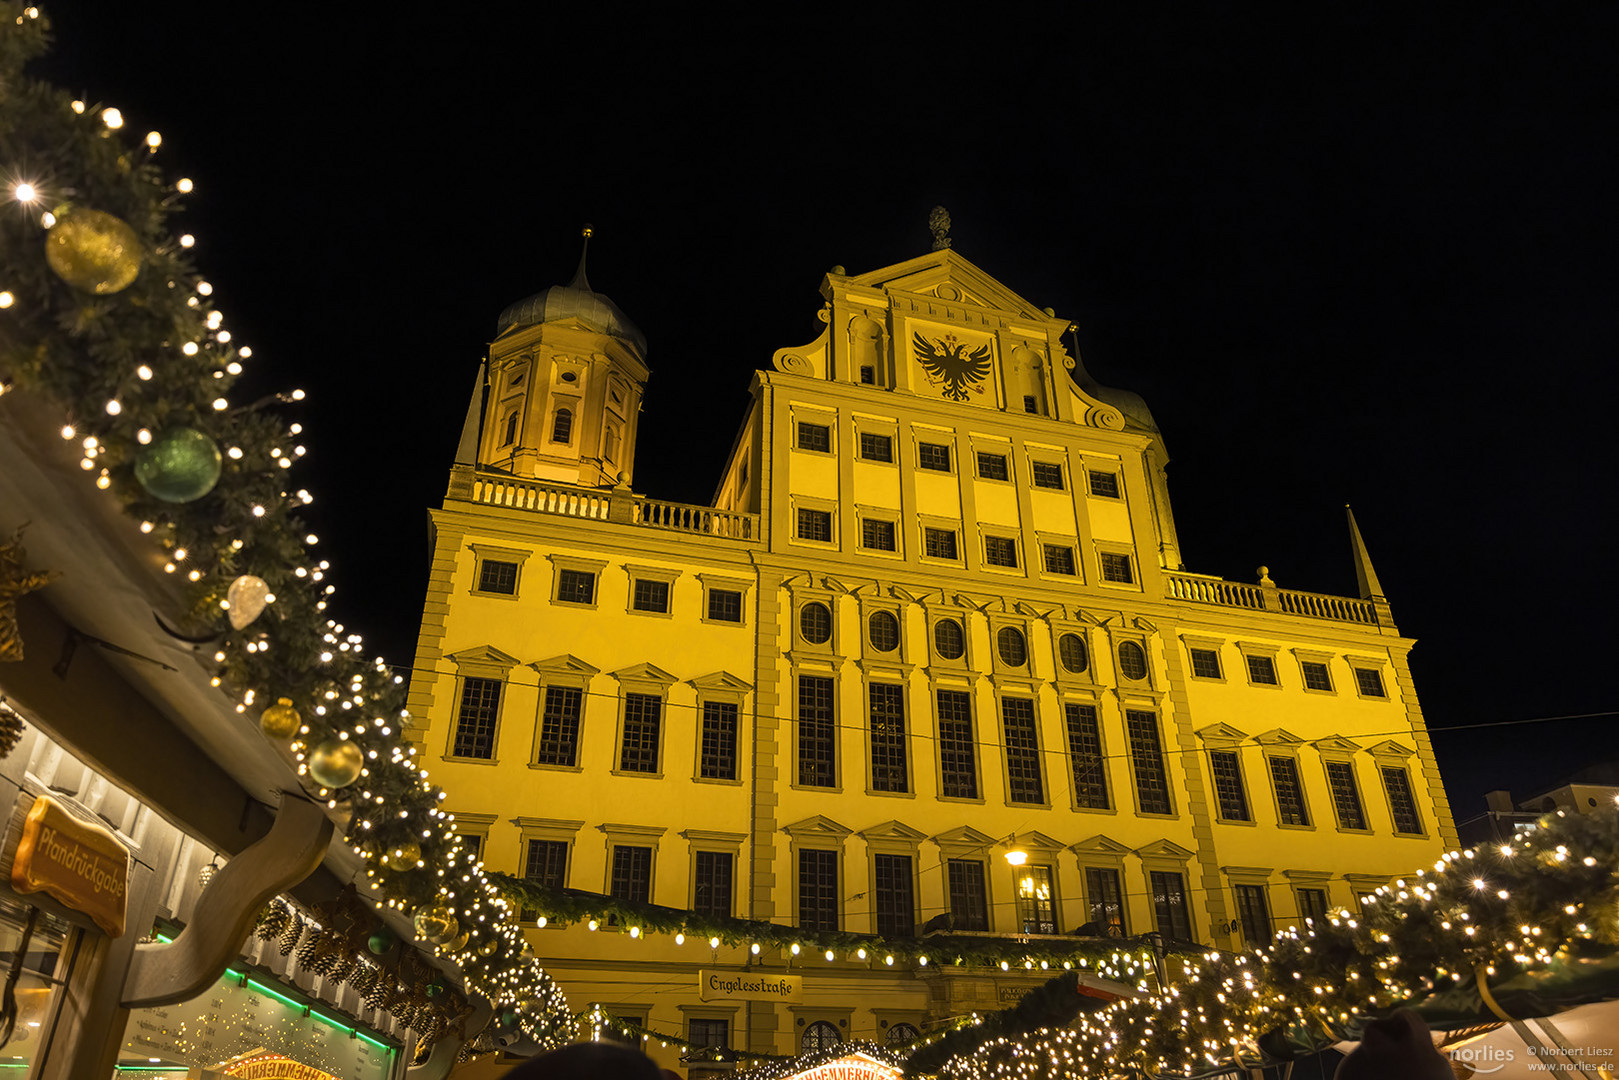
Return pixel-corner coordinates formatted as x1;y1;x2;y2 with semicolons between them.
9;793;129;937
698;969;802;1002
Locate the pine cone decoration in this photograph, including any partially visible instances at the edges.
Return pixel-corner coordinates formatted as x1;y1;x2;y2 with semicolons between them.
257;902;292;941
0;707;25;760
278;914;305;956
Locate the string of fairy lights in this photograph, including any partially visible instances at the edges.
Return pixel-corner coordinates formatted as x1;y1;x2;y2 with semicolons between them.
0;3;566;1047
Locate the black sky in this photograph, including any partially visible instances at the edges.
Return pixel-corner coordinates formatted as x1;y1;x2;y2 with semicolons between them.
32;3;1617;818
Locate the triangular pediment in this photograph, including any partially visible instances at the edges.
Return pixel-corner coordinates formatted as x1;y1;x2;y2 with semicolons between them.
1312;735;1363;756
688;670;752;693
1254;727;1306;748
449;644;520;667
1195;722;1249;746
528;653;600;677
1012;830;1064;853
858;820;927;843
782;815;852;840
1069;833;1132;857
1134;838;1196;862
1365;739;1415;760
843;250;1056;324
608;662;679;686
929;825;996;848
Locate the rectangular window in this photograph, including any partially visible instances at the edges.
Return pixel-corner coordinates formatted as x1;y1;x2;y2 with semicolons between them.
1126;710;1173;814
1298;887;1329;923
984;535;1019;568
694;851;733;919
798;848;838;930
796;507;833;542
797;675;836;787
1325;760;1368;830
946;859;989;930
1023;395;1038;414
1300;660;1333;691
1041;544;1077;575
859;431;894;462
1001;697;1044;804
869;683;908;793
936;689;978;799
631;578;670;613
1084;867;1125;935
458;833;484;861
923;527;959;560
861;518;898;552
688;1018;729;1050
859;365;876;385
1209;750;1251;821
610;845;652;904
1031;461;1065;489
534;685;582;767
976;452;1009;480
1355;668;1388;697
917;442;952;471
1087;470;1121;498
1383;766;1424;834
451;677;501;760
521;838;568;921
1016;864;1057;934
1064;703;1109;810
707;588;744;622
619;693;662;774
477;559;518;595
699;701;738;780
1151;871;1193;940
1246;654;1279;685
1099;552;1134;584
1270;756;1310;826
1234;883;1272;949
556;568;596;605
1189;648;1222;679
873;853;915;937
797;421;830;452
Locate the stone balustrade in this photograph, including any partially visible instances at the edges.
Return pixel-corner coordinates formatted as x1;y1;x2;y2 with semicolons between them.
463;472;759;541
1165;571;1378;626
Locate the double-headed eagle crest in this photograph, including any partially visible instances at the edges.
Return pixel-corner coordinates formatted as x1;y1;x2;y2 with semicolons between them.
913;332;992;401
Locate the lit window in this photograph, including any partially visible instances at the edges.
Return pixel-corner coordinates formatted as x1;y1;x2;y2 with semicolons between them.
1015;865;1057;934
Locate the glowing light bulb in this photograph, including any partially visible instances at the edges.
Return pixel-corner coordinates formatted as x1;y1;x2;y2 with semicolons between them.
146;130;161;148
0;292;12;308
13;182;37;203
180;234;195;248
177;178;193;193
105;399;121;415
101;107;123;129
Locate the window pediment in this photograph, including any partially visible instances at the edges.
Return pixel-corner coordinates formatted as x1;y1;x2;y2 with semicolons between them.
609;662;679;687
688;670;753;693
1134;838;1195;862
1195;722;1249;747
929;825;995;849
1069;833;1132;858
859;820;928;844
782;815;853;841
1312;735;1363;757
1254;727;1305;748
529;653;601;677
1365;739;1415;760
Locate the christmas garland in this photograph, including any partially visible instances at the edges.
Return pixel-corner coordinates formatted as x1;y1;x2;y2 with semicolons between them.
489;875;1180;985
935;808;1619;1080
0;4;566;1048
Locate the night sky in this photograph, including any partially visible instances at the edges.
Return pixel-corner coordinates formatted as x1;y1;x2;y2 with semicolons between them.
33;4;1616;819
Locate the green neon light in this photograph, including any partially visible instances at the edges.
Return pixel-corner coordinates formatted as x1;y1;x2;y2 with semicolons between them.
246;976;309;1012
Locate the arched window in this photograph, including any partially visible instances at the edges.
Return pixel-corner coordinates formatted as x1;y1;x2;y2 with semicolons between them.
800;602;832;645
551;408;573;444
1118;641;1148;681
868;611;900;653
933;618;965;660
1058;632;1089;673
802;1021;841;1054
884;1023;921;1047
501;411;519;446
997;627;1027;667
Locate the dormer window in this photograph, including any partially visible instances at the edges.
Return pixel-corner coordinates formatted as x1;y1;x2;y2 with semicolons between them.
551;408;573;444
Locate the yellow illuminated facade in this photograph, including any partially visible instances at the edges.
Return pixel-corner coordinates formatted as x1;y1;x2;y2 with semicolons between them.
406;244;1455;1064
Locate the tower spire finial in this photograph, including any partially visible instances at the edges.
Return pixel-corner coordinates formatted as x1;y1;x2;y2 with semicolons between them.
929;206;952;251
570;224;593;290
1345;504;1386;600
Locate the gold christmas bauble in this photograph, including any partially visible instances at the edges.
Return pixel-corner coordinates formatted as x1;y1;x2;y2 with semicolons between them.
412;902;458;947
260;698;301;740
307;738;363;789
381;840;422;868
44;209;142;294
445;929;471;953
477;938;499;957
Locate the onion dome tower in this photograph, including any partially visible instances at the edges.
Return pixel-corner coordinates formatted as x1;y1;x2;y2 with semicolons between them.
476;227;648;489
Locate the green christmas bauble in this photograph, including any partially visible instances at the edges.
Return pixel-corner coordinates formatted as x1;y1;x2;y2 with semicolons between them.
307;738;363;789
134;427;221;503
44;208;142;294
412;902;458;946
498;1008;519;1030
425;981;444;998
366;928;397;955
